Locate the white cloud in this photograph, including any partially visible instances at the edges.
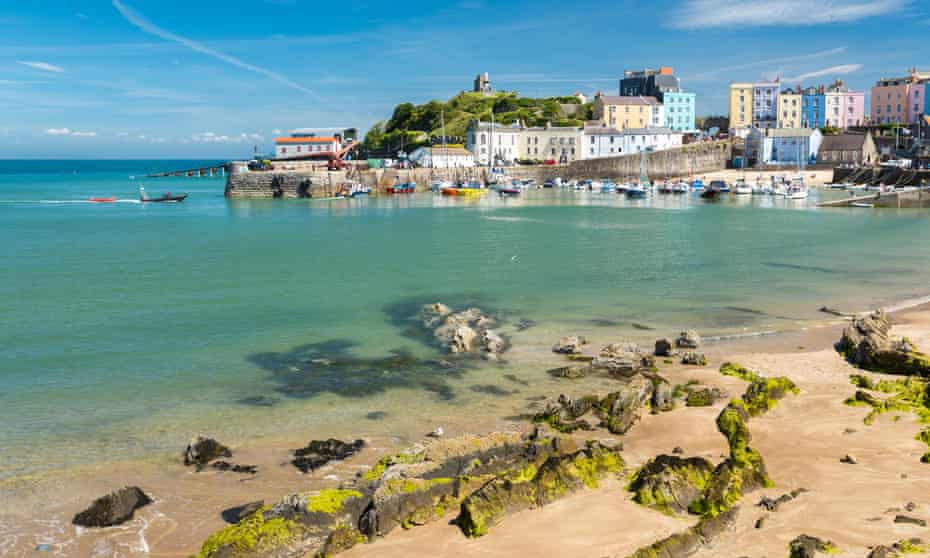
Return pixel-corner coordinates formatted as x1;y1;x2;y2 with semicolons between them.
686;47;847;82
17;60;65;73
112;0;316;97
46;128;97;137
672;0;907;29
272;129;282;135
190;131;264;144
779;64;863;83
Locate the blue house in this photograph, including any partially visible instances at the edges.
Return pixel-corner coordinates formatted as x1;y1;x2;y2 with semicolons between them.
746;128;823;166
663;91;696;131
801;86;825;129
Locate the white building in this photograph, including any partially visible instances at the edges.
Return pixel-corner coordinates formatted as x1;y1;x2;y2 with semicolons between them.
408;146;476;168
466;121;521;165
746;128;823;166
275;134;341;160
519;124;584;163
582;124;683;159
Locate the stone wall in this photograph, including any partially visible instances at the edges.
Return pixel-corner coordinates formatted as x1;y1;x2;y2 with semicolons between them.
224;142;731;198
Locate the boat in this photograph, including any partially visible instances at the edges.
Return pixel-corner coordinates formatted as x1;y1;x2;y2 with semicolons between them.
716;181;731;193
701;180;727;200
497;188;521;196
565;179;579;189
543;179;555;188
441;181;486;197
89;196;117;203
851;202;874;208
690;179;705;192
626;182;648;198
733;178;752;195
336;182;371;198
783;177;808;200
672;181;689;194
601;179;616;193
657;181;673;194
386;182;416;194
139;187;187;203
700;188;720;200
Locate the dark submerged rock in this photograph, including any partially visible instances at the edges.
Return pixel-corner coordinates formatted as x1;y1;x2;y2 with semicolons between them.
291;439;365;473
184;435;232;468
894;514;927;527
211;461;258;474
72;487;153;528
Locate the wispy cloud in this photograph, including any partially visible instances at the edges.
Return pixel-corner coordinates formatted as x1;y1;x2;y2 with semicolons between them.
779;64;863;82
685;47;847;81
190;131;265;144
46;128;97;137
111;0;316;97
672;0;908;29
17;61;65;73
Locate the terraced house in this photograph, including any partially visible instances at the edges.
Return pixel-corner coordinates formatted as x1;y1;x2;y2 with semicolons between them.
871;69;930;125
751;80;780;129
519;124;583;164
593;95;664;130
777;88;802;129
728;82;754;134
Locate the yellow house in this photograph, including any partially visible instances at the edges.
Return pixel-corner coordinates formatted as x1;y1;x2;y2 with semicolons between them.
593;95;663;130
777;90;802;128
728;83;753;130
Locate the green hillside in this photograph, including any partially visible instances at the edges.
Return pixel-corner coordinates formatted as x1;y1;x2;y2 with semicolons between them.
361;92;593;157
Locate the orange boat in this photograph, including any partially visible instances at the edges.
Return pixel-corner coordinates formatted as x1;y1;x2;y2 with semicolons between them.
89;197;117;203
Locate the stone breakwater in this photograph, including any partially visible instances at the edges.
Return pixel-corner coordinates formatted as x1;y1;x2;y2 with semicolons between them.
225;141;730;198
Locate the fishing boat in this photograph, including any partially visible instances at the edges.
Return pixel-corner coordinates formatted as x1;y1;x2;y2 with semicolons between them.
783;177;808;200
139;187;187;203
701;180;727;200
691;179;705;192
565;179;579;189
89;196;117;203
336;182;371;198
625;182;648;198
733;178;752;195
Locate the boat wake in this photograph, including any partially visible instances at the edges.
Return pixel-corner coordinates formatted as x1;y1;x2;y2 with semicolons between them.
0;199;142;205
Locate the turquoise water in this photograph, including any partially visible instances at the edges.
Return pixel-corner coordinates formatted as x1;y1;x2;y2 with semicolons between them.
3;160;930;479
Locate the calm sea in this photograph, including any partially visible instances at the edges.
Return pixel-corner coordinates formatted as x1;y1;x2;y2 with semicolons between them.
2;160;930;479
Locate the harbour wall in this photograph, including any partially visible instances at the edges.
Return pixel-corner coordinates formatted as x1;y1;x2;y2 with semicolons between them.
819;189;930;209
833;166;930;187
224;141;731;198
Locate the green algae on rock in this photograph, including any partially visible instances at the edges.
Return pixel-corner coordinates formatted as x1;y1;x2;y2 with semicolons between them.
719;362;761;382
628;454;714;514
626;507;739;558
197;509;300;558
838;311;930;377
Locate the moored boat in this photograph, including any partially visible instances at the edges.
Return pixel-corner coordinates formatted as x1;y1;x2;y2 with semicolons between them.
139;187;187;203
733;178;752;195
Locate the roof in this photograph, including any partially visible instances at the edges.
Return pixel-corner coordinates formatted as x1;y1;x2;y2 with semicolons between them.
819;133;870;152
763;128;818;138
583;125;623;135
415;146;474;157
583;125;680;136
597;95;660;106
275;136;338;144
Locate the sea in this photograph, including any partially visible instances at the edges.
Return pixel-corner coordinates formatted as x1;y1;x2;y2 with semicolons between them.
3;159;930;482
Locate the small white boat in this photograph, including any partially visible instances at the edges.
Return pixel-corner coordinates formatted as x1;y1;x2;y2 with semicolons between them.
851;202;874;208
673;181;689;194
733;178;752;195
783;177;808;200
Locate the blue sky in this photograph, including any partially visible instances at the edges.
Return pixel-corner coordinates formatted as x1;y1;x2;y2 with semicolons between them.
0;0;926;158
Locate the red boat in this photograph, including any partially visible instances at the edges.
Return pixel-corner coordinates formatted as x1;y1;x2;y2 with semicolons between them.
89;197;117;203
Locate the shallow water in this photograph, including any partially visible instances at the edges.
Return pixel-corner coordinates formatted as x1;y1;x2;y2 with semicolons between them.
3;160;930;480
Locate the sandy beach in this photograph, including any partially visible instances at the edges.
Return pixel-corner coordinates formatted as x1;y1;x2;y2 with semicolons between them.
4;300;930;557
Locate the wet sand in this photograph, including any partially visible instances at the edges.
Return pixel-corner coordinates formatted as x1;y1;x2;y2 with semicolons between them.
3;306;930;557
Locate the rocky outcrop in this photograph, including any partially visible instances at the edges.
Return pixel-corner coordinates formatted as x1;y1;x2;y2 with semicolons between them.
184;436;232;468
627;507;739;558
651;378;675;412
72;487;153;528
837;310;930;376
654;338;674;357
593;342;652;378
421;303;508;357
458;442;624;537
552;336;586;355
685;387;725;407
681;351;708;366
677;330;701;349
757;489;806;512
196;431;620;557
629;455;715;514
291;439;365;473
548;364;590;379
533;374;657;435
788;534;837;558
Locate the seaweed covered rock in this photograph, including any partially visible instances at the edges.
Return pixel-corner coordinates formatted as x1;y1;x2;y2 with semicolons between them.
838;311;930;376
629;455;715;514
686;387;724;407
601;374;655;434
788;534;837;558
627;506;739;558
651;378;675;412
73;487;153;528
291;439;365;473
740;376;799;417
458;442;624;537
681;352;708;366
532;375;654;435
553;336;586;355
548;364;590;379
533;394;600;433
184;436;232;468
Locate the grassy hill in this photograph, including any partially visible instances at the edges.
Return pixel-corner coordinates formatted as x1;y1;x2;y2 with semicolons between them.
361;91;593;158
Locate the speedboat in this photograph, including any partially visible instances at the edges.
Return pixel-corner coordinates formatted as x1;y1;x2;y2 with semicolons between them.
733;178;752;195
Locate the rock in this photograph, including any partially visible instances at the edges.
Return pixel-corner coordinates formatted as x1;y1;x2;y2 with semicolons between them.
627;507;739;558
427;427;443;438
72;487;153;528
755;516;766;529
672;446;684;455
183;436;232;468
211;461;258;474
840;454;857;465
291;439;365;473
757;491;799;512
686;387;724;407
681;351;708;366
593;342;649;378
837;310;930;376
654;338;674;357
629;454;715;514
480;330;507;354
651;379;674;412
867;545;896;558
420;302;452;328
677;330;701;349
427;304;504;355
894;515;927;527
35;544;52;552
222;500;264;524
449;325;477;353
906;502;917;512
532;377;654;436
789;534;836;558
552;335;586;355
458;442;624;537
602;375;655;434
549;364;590;379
